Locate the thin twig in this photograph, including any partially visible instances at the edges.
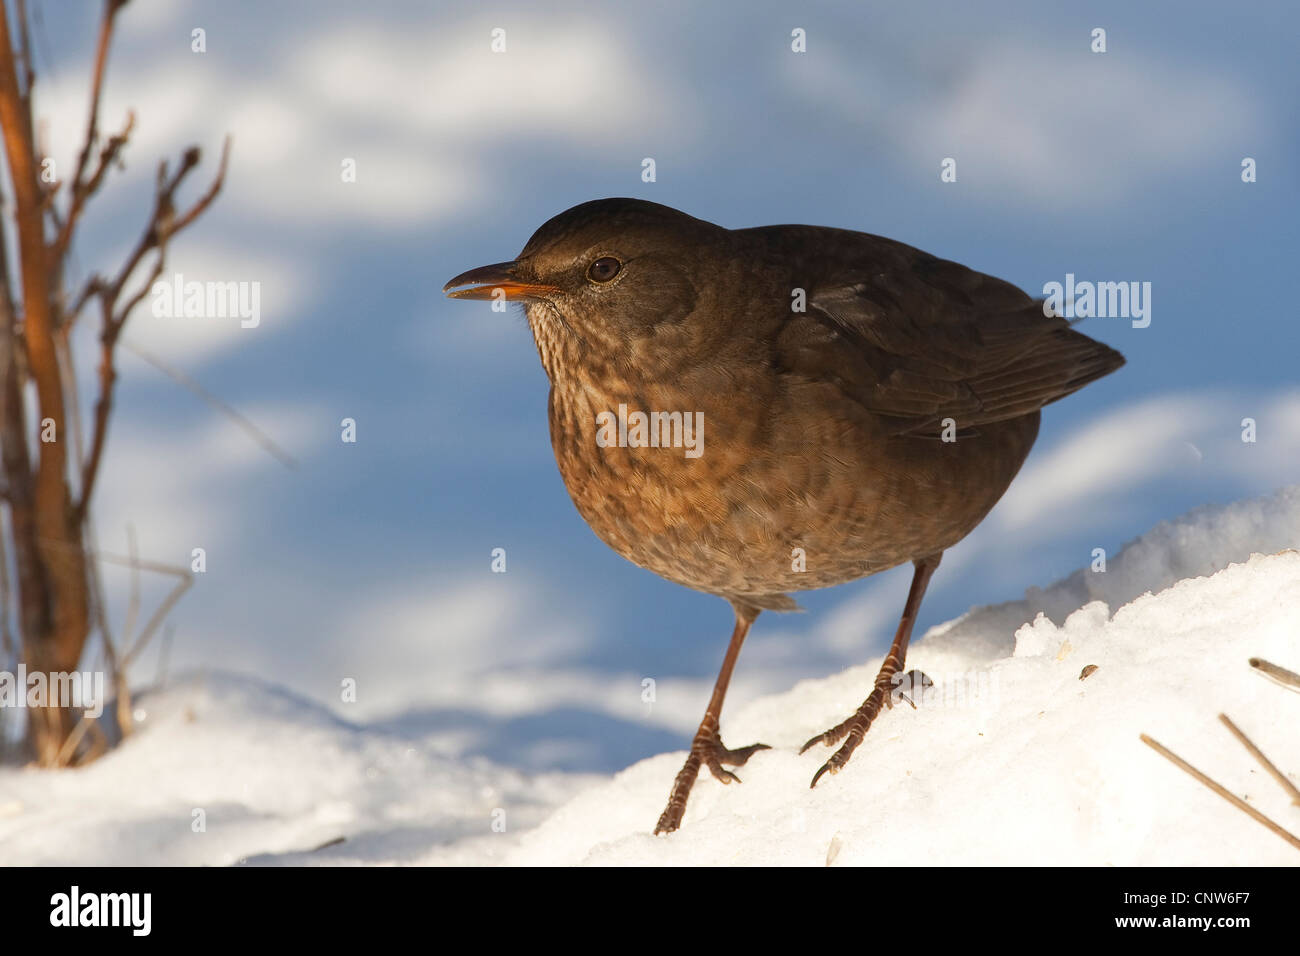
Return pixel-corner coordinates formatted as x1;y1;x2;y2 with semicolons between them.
122;564;190;669
1249;657;1300;692
66;0;124;217
1140;733;1300;852
89;548;192;668
1219;713;1300;807
75;136;232;523
53;710;93;766
108;137;231;325
0;509;12;655
53;110;134;269
88;547;192;737
122;340;298;470
123;522;139;649
57;324;124;715
47;3;133;317
94;549;191;580
164;137;230;237
83;717;108;763
85;515;120;694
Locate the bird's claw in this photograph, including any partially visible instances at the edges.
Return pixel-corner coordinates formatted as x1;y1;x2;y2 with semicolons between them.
655;732;771;834
704;740;770;780
800;673;929;788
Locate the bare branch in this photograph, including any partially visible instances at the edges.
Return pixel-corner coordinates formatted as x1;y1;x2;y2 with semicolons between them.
109;137;231;326
52;109;134;267
53;323;123;705
75;314;117;528
0;4;91;710
65;274;104;326
166;137;230;237
74;136;232;523
0;0;224;763
68;0;126;206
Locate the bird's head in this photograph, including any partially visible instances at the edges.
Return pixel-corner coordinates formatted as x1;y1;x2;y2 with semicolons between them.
443;198;729;379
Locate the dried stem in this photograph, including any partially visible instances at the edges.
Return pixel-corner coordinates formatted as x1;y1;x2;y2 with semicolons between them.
1141;733;1300;853
89;547;192;739
123;340;298;470
1248;657;1300;692
1219;713;1300;807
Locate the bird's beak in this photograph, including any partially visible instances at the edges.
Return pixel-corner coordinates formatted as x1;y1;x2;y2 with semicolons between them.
442;261;561;301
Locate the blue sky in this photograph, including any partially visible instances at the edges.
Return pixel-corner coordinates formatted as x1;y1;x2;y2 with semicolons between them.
29;0;1299;771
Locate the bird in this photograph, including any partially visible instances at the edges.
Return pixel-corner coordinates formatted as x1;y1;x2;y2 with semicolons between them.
444;198;1124;834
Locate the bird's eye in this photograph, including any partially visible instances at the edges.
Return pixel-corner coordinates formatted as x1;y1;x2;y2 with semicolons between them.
587;256;622;283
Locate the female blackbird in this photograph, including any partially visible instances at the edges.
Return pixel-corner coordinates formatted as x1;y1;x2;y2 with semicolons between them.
445;198;1124;834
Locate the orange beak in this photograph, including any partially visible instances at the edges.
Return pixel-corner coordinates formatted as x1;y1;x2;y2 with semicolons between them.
442;261;561;301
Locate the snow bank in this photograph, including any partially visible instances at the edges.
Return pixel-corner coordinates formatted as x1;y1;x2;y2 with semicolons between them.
498;551;1298;865
0;676;594;866
1;487;1296;866
486;486;1300;866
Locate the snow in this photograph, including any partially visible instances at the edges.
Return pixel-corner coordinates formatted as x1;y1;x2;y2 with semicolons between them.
2;487;1298;866
0;677;594;866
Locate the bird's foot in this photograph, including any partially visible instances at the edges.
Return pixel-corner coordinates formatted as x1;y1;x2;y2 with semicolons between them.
654;725;770;834
800;669;929;788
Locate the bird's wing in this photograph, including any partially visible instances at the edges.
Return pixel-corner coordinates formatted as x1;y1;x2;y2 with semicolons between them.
778;235;1125;436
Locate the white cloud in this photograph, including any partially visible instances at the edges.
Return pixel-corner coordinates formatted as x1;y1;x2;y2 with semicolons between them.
92;401;322;563
998;389;1300;535
290;19;687;139
326;579;595;717
36;14;695;232
785;40;1265;209
115;242;306;364
998;394;1217;530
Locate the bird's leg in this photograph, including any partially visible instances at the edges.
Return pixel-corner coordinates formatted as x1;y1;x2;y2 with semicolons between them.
655;604;769;834
800;552;942;788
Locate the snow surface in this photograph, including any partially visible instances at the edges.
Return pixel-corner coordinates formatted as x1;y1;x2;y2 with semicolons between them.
1;487;1298;866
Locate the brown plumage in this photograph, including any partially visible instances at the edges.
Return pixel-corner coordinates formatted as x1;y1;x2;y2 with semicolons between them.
445;198;1124;833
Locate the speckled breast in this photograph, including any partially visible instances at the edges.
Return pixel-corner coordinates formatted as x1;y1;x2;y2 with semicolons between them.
545;369;1039;609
